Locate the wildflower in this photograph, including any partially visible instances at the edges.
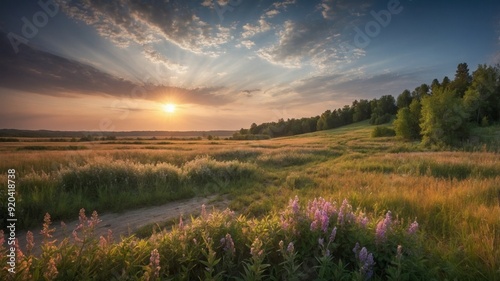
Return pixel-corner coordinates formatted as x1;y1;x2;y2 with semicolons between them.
250;238;264;258
287;242;294;254
44;257;59;280
376;211;392;243
329;227;337;243
318;238;324;247
221;233;235;256
40;213;55;239
354;244;375;280
338;199;355;226
320;210;329;233
107;229;114;244
408;220;419;235
310;220;318;231
89;210;101;229
289;195;300;214
201;204;207;219
78;208;88;226
178;215;184;230
353;242;360;259
99;236;107;249
26;231;35;254
149;249;161;279
396;245;403;260
357;213;369;228
73;230;83;243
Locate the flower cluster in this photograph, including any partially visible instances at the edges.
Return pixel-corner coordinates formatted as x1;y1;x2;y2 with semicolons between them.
338;199;356;226
376;211;392;243
149;249;161;279
220;233;235;256
353;242;375;279
307;197;336;232
408;220;419;235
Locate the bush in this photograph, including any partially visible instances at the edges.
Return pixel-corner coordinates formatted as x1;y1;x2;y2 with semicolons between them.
371;126;396;138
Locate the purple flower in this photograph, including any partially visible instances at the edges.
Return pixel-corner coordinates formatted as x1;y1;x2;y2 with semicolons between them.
221;234;235;255
376;211;392;243
359;247;368;262
289;196;300;214
329;227;337;242
353;242;360;259
287;242;294;254
320;210;329;233
354;244;375;280
408;220;419;235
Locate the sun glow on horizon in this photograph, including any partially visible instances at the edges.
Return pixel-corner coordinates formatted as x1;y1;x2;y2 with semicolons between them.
162;103;176;113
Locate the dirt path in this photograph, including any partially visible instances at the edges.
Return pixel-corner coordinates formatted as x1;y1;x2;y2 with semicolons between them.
17;195;229;255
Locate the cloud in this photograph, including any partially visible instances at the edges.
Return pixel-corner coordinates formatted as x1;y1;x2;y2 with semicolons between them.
256;0;371;70
272;0;296;10
242;19;271;38
265;9;280;18
240;89;260;97
56;0;232;56
142;45;188;73
0;33;231;106
237;40;255;49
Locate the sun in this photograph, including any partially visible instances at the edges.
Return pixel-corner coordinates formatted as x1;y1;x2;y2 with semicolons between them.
162;103;176;113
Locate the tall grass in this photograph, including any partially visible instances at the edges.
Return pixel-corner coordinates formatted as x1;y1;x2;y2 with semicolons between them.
2;156;258;229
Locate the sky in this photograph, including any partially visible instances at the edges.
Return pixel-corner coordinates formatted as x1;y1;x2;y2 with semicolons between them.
0;0;499;131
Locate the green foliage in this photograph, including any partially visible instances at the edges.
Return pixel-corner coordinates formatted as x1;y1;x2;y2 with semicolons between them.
394;99;421;140
420;87;469;146
397;89;413;109
371;126;396;138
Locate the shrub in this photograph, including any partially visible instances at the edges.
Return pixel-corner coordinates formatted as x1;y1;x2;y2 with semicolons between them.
371;126;396;138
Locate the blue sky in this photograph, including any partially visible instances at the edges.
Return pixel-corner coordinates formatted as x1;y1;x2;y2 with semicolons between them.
0;0;499;131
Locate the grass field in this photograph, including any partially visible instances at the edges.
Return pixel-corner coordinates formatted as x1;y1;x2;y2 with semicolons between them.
1;121;499;280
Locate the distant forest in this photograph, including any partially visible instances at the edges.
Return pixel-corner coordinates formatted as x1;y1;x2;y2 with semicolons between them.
236;63;500;146
0;129;234;139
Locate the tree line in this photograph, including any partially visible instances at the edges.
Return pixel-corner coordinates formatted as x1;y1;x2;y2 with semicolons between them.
235;63;500;145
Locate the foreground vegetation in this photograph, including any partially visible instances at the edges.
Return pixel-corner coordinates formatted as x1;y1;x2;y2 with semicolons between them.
1;121;499;280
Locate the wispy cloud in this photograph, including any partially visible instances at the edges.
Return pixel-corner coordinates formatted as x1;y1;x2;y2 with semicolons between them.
56;0;232;57
0;33;232;107
256;0;370;70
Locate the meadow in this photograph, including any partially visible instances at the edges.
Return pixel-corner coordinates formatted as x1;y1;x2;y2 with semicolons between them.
0;121;499;280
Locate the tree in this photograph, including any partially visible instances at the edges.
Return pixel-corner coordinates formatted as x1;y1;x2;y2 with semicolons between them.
450;63;471;97
430;79;441;93
397;89;412;109
420;87;469;146
317;110;331;131
353;99;371;122
394;99;421;140
394;108;413;140
463;64;500;124
370;95;396;125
